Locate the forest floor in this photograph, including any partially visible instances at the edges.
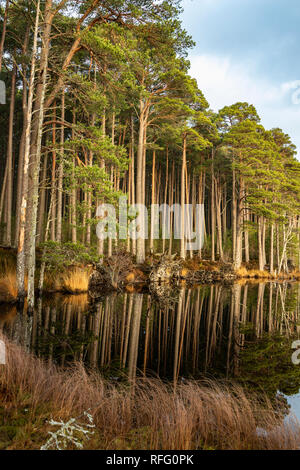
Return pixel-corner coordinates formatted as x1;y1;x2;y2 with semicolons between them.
1;333;300;450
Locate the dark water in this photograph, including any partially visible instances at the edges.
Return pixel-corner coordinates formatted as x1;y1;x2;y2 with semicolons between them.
1;281;300;416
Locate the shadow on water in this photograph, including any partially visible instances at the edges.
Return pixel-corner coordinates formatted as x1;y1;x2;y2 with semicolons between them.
1;281;300;409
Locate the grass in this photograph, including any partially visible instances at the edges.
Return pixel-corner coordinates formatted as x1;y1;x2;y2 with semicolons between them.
0;266;91;301
1;334;300;450
183;259;221;272
59;267;92;293
0;271;18;302
237;265;300;280
40;267;92;294
0;260;27;303
237;267;272;279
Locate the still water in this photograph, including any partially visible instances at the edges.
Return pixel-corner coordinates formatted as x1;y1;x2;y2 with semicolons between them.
1;281;300;415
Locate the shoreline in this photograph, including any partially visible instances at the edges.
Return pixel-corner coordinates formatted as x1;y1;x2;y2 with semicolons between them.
0;248;300;303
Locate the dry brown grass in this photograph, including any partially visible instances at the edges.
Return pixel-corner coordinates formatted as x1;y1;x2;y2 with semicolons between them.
290;270;300;280
0;271;18;301
0;268;27;303
237;267;272;279
1;334;300;450
236;266;300;281
60;267;92;293
182;258;222;273
44;267;92;294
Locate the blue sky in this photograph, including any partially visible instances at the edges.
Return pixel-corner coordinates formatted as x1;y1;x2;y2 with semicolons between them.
181;0;300;154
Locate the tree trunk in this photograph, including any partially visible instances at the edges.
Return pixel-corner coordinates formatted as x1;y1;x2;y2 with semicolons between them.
211;150;215;261
14;26;30;247
16;0;41;301
27;0;53;311
5;59;16;246
71;108;77;243
136;100;146;263
0;0;9;70
180;134;186;259
232;167;237;262
258;216;264;271
150;150;156;254
56;90;64;242
233;176;243;270
270;223;274;274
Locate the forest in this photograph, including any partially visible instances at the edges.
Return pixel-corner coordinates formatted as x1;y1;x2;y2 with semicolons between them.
2;0;300;452
0;0;300;306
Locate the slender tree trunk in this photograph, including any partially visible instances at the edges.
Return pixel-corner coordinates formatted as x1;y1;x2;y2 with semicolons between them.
97;109;106;260
211;150;215;261
37;149;48;244
244;206;250;263
215;176;224;261
0;162;8;228
5;59;16;246
136;100;146;263
71;107;77;243
270;223;274;274
14;26;30;247
27;0;53;311
108;110;115;256
38;190;54;294
150;150;156;254
180;134;186;259
233;175;243;270
50;108;57;241
56;90;64;242
258;216;264;271
168;161;174;256
262;216;266;267
0;0;9;70
16;0;41;301
130;114;136;255
232;167;237;262
162;147;168;253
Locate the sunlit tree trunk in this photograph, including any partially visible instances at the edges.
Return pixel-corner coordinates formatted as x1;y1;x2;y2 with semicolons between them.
17;0;41;301
27;0;53;311
5;59;16;246
15;26;30;247
56;90;64;242
270;223;274;274
0;0;9;70
150;150;156;254
232;167;237;263
180;134;186;259
71;107;77;243
136;99;146;263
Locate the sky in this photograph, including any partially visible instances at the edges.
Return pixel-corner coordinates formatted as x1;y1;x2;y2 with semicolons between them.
181;0;300;155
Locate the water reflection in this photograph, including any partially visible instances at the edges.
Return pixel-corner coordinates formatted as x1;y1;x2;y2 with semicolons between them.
1;282;300;399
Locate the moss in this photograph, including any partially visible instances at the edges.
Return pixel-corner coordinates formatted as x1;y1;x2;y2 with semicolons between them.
0;391;54;450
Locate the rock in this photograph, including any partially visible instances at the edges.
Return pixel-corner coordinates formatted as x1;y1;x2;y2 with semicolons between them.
149;254;183;284
219;263;237;280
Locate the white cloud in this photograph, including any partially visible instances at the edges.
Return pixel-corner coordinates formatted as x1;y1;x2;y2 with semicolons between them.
189;54;300;155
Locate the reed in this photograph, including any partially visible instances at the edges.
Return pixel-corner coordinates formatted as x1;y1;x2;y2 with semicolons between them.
44;267;92;293
0;267;27;303
60;267;91;293
237;266;300;280
1;334;300;450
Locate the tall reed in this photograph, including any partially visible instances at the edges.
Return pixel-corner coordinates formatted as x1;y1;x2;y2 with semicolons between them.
1;334;299;450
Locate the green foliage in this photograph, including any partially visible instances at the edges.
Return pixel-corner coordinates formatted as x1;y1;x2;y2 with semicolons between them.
40;242;99;271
